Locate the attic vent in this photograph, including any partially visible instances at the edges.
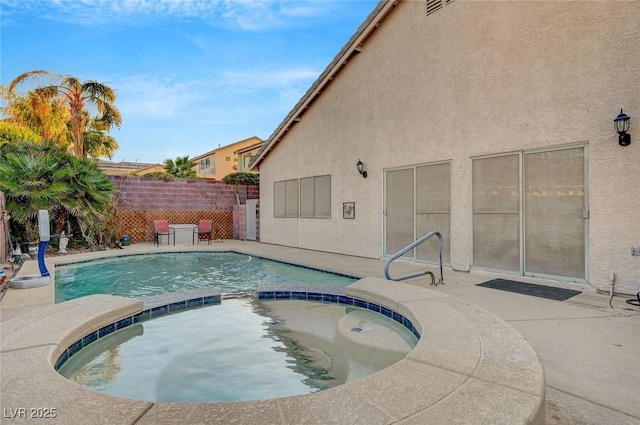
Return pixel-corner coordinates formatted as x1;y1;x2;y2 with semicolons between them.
426;0;442;15
426;0;454;16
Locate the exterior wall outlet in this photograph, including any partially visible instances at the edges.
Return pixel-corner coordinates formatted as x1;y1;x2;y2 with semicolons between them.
632;246;640;256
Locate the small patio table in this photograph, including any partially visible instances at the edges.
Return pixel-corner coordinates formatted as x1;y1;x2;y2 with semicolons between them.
168;224;198;245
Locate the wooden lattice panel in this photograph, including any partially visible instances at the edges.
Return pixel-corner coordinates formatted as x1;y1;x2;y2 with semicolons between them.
112;210;233;243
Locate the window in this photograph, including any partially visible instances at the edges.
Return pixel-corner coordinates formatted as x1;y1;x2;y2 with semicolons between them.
199;157;215;175
300;175;331;218
274;179;299;218
242;155;253;171
199;158;210;170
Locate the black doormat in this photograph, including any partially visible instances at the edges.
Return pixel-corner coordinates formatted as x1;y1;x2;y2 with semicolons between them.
477;278;582;301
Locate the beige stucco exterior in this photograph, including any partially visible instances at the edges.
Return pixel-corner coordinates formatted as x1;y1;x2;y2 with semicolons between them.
235;141;264;173
254;1;640;294
192;136;262;180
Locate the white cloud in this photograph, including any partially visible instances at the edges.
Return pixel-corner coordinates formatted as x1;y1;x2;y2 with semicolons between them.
217;66;321;89
114;75;205;119
112;63;316;116
0;0;341;30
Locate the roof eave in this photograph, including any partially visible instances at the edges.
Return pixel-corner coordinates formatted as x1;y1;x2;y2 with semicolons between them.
250;0;398;169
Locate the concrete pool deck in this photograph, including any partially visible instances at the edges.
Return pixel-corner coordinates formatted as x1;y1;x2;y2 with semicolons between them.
1;241;639;424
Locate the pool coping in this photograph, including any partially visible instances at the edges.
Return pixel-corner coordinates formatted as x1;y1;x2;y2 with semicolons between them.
1;276;545;425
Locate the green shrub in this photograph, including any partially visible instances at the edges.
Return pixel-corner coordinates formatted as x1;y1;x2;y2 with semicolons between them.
221;172;259;186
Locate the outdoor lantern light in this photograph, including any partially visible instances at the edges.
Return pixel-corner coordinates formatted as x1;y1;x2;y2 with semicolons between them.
356;159;367;178
614;109;631;146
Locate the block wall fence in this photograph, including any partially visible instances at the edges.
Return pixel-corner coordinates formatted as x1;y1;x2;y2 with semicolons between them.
233;204;261;241
108;176;259;243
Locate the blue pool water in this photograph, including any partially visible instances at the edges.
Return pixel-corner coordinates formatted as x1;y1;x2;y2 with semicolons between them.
55;252;357;303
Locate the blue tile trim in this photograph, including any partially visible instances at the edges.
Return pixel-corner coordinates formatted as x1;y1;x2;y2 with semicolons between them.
307;292;322;301
150;305;168;317
353;299;367;309
133;310;150;323
54;250;361;280
116;316;133;330
380;306;393;318
255;289;420;340
55;290;420;374
258;291;275;300
55;350;68;370
98;323;115;338
169;301;186;313
82;331;98;346
203;296;218;305
275;291;291;299
68;340;83;358
323;294;338;303
338;295;353;305
403;318;414;333
367;303;381;313
187;298;203;309
291;291;307;300
55;294;224;371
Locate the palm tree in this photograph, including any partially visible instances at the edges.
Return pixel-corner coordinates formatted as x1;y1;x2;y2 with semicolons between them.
84;116;119;159
8;70;121;158
0;142;74;243
0;141;116;247
164;155;197;178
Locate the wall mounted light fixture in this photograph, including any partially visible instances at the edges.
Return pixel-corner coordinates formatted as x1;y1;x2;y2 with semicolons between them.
356;159;367;178
614;109;631;146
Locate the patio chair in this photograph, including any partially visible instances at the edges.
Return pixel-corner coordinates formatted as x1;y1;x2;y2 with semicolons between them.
193;219;213;245
153;220;175;246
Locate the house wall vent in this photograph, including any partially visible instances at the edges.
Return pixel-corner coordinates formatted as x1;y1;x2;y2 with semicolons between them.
426;0;454;16
426;0;442;16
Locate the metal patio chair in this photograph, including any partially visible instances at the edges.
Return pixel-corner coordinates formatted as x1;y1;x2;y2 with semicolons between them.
153;220;175;246
193;219;213;245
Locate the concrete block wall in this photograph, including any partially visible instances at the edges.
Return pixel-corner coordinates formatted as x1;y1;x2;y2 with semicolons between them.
109;176;259;211
108;177;259;242
233;203;261;241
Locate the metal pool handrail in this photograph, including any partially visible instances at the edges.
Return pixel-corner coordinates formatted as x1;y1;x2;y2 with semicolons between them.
384;230;444;285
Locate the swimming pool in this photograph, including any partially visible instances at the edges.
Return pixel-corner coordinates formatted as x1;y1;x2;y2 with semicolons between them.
55;252;357;302
57;297;417;403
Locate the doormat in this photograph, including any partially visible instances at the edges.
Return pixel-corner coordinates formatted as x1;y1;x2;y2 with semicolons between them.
477;279;582;301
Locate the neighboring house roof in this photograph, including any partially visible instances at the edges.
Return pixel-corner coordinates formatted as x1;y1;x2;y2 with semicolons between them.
135;164;165;175
98;160;159;175
250;0;395;170
192;136;263;162
235;140;264;155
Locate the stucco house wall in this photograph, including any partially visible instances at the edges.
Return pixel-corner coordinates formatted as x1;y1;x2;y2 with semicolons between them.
192;136;262;180
256;1;640;294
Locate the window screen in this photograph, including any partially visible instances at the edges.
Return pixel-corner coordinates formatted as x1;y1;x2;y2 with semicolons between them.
472;154;520;272
524;148;585;278
274;179;299;218
300;175;331;218
416;163;450;263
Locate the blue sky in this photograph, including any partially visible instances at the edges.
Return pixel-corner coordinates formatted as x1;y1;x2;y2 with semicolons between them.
1;0;377;164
